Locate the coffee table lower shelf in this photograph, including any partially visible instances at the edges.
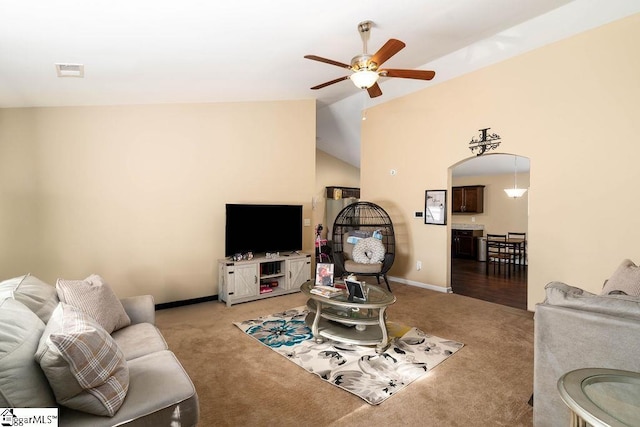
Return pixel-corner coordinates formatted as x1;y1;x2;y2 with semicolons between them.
301;282;396;354
304;304;390;353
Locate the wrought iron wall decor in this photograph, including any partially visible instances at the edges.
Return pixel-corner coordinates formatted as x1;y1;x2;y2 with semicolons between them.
468;128;501;156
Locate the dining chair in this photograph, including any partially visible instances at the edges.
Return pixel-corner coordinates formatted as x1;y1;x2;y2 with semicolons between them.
507;232;527;268
486;234;514;276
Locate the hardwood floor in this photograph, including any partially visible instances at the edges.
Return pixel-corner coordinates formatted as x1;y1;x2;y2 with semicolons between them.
451;258;528;310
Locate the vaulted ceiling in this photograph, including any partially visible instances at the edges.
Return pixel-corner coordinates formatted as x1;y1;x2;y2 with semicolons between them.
2;1;638;169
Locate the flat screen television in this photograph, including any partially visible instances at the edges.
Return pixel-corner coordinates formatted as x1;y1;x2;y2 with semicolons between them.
225;204;303;256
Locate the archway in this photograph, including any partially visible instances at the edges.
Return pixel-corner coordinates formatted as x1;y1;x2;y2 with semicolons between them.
448;153;529;310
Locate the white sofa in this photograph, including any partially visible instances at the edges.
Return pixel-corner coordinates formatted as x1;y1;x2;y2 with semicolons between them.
0;274;199;426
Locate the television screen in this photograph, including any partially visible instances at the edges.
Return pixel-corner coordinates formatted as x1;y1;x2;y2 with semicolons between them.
225;204;303;256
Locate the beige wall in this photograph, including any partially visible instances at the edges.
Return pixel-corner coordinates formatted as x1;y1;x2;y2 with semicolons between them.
361;14;640;310
0;100;316;303
452;172;529;235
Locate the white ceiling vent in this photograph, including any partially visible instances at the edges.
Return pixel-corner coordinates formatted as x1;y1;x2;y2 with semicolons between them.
55;63;84;78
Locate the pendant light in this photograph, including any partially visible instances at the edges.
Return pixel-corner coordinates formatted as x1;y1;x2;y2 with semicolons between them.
504;155;527;198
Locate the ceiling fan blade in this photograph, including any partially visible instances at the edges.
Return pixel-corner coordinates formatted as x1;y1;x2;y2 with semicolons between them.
367;83;382;98
304;55;352;70
371;39;405;68
381;69;436;80
310;75;350;90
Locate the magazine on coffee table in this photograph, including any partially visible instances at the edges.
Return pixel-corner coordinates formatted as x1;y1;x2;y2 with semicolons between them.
310;285;344;298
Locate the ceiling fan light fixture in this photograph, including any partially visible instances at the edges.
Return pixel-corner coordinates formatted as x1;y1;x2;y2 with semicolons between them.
350;70;379;89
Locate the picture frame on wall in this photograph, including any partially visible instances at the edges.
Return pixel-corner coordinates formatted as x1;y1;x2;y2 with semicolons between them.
425;190;447;225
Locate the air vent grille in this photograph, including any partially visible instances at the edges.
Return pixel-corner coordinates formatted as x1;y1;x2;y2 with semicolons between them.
55;63;84;78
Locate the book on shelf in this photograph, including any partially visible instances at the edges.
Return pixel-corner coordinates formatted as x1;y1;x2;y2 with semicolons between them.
260;282;275;294
333;279;346;290
310;285;344;298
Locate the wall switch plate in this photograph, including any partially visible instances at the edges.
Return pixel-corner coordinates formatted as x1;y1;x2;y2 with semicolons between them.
415;211;424;218
304;218;311;226
417;261;422;270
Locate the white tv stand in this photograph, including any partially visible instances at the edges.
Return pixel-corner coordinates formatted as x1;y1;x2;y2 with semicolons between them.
218;252;311;306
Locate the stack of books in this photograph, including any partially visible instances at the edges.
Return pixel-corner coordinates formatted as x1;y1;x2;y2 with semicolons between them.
310;285;344;298
260;285;273;294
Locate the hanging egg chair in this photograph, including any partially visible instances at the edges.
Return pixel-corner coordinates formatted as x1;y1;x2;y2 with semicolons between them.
331;201;395;291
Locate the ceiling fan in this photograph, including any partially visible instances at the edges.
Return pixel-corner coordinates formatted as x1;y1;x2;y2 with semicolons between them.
304;20;435;98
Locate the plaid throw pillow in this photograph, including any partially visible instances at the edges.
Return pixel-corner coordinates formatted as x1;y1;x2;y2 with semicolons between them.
56;274;130;333
36;303;129;416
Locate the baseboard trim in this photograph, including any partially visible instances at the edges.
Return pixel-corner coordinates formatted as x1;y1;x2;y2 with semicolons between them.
155;295;218;310
155;279;449;309
388;276;452;293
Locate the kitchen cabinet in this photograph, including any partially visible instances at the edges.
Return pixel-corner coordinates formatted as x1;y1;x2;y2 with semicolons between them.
452;229;484;259
452;185;485;214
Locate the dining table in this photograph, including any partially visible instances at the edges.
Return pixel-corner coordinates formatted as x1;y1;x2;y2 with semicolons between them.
486;236;526;273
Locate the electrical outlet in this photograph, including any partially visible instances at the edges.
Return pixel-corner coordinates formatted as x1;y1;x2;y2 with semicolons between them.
416;260;422;271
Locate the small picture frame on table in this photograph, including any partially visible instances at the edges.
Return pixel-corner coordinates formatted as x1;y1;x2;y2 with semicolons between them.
315;263;334;286
345;278;366;302
425;189;447;225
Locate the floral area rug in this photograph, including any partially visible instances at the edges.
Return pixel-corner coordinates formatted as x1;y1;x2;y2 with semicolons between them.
233;306;463;405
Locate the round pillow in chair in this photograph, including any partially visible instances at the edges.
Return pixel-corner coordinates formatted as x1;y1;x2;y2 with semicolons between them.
352;237;385;264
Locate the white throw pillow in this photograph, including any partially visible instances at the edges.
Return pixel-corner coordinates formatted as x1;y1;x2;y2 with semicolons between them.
352;237;385;264
56;274;130;333
0;298;56;407
0;274;59;323
601;259;640;296
35;302;129;416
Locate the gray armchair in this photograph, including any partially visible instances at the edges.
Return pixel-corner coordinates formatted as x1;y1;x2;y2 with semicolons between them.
533;281;640;426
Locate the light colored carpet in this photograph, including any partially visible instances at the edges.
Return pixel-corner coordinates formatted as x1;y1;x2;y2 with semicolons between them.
233;306;463;405
155;283;534;426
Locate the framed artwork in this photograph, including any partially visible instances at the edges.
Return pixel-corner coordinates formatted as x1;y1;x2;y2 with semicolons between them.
315;263;334;286
425;190;447;225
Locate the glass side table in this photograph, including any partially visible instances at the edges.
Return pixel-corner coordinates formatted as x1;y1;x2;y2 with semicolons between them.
557;368;640;427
